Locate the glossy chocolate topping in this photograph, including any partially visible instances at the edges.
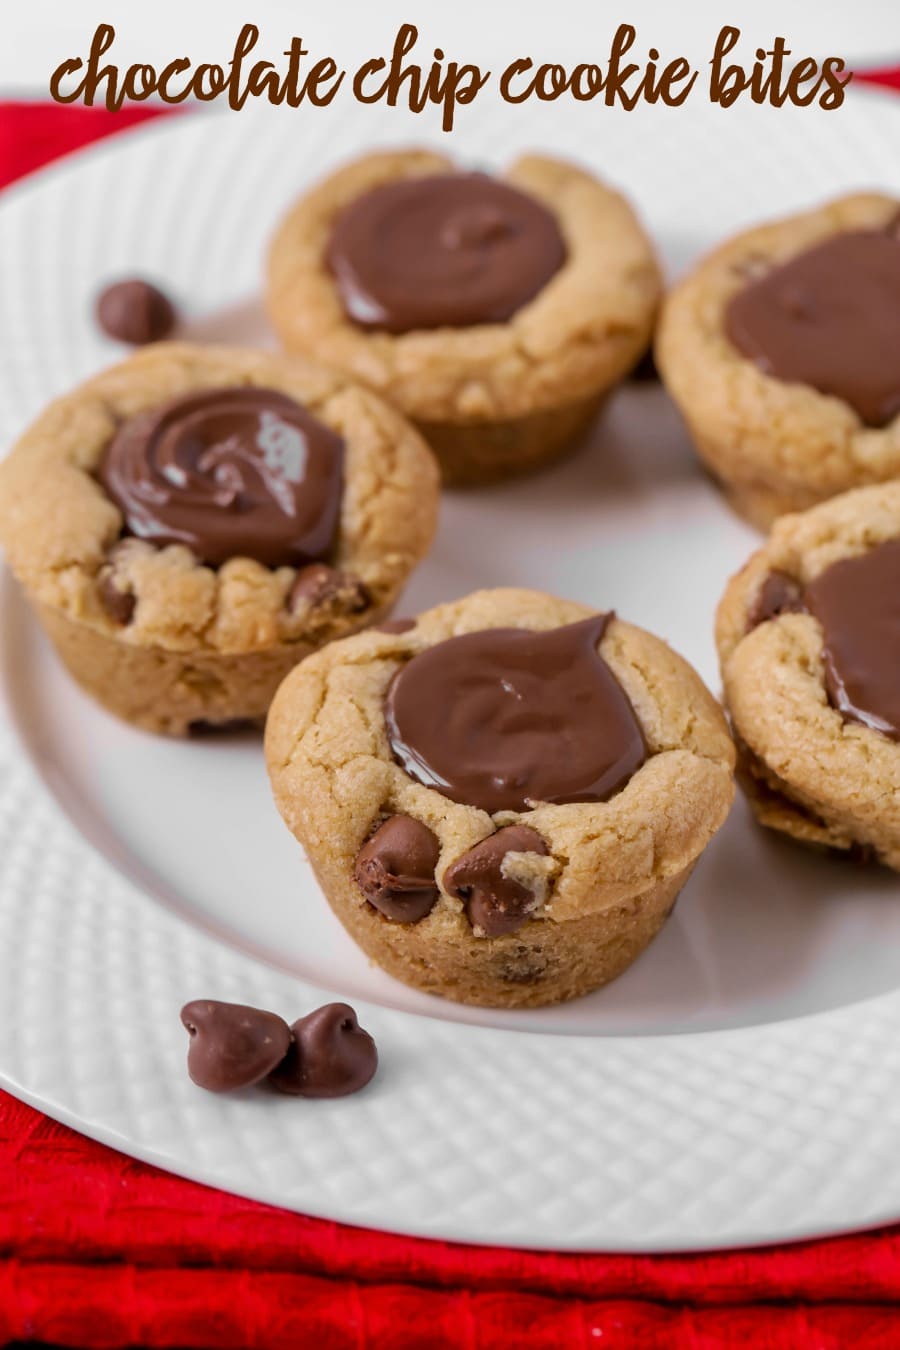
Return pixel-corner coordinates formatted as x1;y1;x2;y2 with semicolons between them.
725;225;900;427
268;1003;378;1098
385;615;647;813
354;815;441;923
99;388;344;568
326;172;566;333
180;1000;291;1093
805;538;900;740
444;825;549;938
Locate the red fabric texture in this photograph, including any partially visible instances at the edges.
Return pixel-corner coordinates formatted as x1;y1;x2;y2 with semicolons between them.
1;77;900;1344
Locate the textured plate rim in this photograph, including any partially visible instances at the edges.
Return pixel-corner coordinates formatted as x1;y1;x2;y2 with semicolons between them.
2;93;900;1252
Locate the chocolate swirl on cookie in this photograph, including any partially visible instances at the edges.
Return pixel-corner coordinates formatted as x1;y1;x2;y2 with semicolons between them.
327;172;566;333
98;387;344;568
384;615;646;813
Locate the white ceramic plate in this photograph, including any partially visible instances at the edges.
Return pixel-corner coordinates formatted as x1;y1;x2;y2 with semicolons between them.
2;88;900;1252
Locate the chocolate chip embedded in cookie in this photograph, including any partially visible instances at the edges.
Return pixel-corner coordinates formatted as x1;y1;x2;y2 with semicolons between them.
265;588;735;1009
656;192;900;528
716;481;900;865
0;342;438;735
354;815;440;922
746;571;805;630
267;149;661;485
443;825;550;937
288;563;370;616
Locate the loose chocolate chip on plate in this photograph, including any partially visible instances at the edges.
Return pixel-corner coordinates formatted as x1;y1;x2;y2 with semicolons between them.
180;999;291;1093
444;826;550;938
354;814;440;922
268;1003;378;1098
96;278;176;345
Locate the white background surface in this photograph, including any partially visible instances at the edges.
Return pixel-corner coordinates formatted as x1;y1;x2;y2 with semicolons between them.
3;0;899;97
2;83;900;1248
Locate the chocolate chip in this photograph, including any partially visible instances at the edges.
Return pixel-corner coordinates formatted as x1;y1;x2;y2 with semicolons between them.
267;1003;378;1098
747;571;806;630
180;1000;292;1093
845;839;879;866
289;563;370;614
444;826;549;938
96;278;176;345
629;344;659;383
354;814;440;922
98;568;136;625
375;617;416;635
188;718;261;737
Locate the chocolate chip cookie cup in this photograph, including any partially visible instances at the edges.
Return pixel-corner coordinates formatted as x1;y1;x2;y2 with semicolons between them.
266;150;661;486
0;342;438;734
266;588;734;1009
717;481;900;866
656;193;900;530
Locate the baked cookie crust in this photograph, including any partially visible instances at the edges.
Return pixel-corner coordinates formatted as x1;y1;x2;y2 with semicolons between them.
656;193;900;529
0;342;439;733
267;150;661;485
717;481;900;865
266;588;735;1008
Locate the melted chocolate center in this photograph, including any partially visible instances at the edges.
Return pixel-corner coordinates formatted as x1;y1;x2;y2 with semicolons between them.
326;172;566;334
384;615;646;813
725;226;900;427
99;387;343;568
805;538;900;740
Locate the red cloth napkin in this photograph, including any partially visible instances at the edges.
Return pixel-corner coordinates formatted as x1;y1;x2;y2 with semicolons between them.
1;81;900;1346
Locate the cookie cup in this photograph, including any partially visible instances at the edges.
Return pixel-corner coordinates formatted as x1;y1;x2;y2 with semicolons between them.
0;342;438;734
717;482;900;865
656;193;900;529
266;588;735;1008
267;150;661;485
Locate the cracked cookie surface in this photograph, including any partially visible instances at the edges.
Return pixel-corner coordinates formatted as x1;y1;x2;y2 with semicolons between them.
656;193;900;529
0;342;439;733
266;588;735;1008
